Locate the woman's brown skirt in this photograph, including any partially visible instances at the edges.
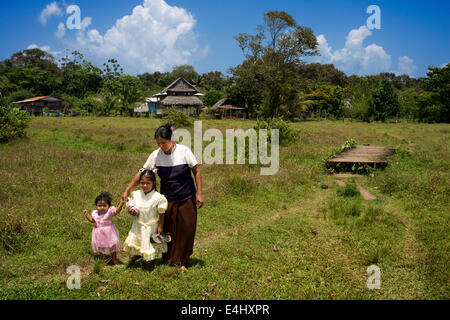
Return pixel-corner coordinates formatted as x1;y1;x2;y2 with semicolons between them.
161;196;197;266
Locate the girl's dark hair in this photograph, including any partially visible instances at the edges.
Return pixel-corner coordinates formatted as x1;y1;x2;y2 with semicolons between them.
95;192;112;206
154;123;173;140
139;169;157;192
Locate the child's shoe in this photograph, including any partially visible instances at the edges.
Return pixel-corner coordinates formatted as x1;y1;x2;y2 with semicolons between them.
151;232;172;244
160;233;172;243
126;197;136;210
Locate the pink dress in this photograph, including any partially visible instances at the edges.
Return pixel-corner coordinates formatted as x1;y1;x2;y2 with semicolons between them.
91;206;122;254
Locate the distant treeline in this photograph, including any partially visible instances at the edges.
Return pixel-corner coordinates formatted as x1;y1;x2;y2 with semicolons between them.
0;47;448;122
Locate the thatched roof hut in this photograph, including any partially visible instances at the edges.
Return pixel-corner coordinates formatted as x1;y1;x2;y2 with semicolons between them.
160;95;203;106
162;77;199;94
210;97;246;119
153;77;203;115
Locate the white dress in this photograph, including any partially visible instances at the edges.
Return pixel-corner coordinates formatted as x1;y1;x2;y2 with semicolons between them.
123;189;168;261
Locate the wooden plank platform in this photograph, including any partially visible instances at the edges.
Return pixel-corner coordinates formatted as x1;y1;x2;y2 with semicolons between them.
327;145;394;164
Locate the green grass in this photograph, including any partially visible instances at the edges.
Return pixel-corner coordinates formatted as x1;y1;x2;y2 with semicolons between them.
0;117;448;299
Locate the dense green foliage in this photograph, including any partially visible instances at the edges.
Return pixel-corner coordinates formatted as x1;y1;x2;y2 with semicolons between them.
0;11;448;123
0;98;30;143
202;88;224;107
162;107;194;128
368;80;401;122
254;118;298;146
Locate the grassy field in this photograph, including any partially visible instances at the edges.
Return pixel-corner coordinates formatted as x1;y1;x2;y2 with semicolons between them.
0;117;448;299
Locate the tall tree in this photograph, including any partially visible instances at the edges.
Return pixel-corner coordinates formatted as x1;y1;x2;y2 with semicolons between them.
60;51;103;98
10;48;60;75
421;63;449;123
227;61;264;118
234;10;319;118
298;63;349;89
171;64;200;85
202;88;224;107
368;79;400;122
117;75;143;116
200;71;227;90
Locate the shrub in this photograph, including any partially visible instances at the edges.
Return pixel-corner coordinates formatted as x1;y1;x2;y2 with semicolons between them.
254;118;298;146
0;98;31;143
162;107;194;128
337;182;360;198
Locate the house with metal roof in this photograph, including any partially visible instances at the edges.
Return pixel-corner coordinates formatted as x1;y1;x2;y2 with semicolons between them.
152;77;203;116
12;96;63;116
134;97;159;116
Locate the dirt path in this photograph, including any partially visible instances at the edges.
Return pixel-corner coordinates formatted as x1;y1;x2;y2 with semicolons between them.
357;185;377;200
194;190;325;247
194;182;430;298
194;187;370;297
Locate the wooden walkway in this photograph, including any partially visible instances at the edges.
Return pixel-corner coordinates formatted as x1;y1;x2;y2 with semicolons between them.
327;145;394;168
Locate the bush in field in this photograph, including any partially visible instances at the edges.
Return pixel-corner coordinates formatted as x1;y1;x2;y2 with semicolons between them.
0;98;31;143
254;118;298;146
337;181;360;197
162;107;194;128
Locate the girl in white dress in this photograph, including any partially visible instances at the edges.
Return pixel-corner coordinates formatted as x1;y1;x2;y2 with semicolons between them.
123;169;168;265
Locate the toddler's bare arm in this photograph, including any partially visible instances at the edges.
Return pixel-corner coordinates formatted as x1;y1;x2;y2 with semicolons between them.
114;200;125;216
83;209;95;223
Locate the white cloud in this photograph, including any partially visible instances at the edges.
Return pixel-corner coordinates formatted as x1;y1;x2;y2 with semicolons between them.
55;22;66;39
58;0;207;74
314;25;392;75
39;2;63;25
362;44;391;74
396;56;417;76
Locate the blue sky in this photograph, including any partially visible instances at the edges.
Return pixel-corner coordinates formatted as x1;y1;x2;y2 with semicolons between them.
1;0;448;77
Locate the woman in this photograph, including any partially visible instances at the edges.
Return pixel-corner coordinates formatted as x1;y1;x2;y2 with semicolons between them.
122;124;203;271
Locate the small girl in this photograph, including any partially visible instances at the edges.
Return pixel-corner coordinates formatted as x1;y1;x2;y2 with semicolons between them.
123;169;169;266
83;192;124;265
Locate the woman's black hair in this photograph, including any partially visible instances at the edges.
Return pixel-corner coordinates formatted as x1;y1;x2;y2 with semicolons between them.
95;192;112;206
139;169;158;192
154;123;173;140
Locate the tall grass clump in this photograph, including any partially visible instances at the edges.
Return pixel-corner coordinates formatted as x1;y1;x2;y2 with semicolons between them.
0;216;37;253
224;175;255;197
337;181;360;197
326;198;363;223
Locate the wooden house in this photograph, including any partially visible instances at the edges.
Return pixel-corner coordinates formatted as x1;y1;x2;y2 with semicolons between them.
210;97;246;119
12;96;63;116
153;78;203;115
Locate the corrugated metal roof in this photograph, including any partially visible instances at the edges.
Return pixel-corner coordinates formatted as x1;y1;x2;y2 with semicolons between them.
13;96;62;104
